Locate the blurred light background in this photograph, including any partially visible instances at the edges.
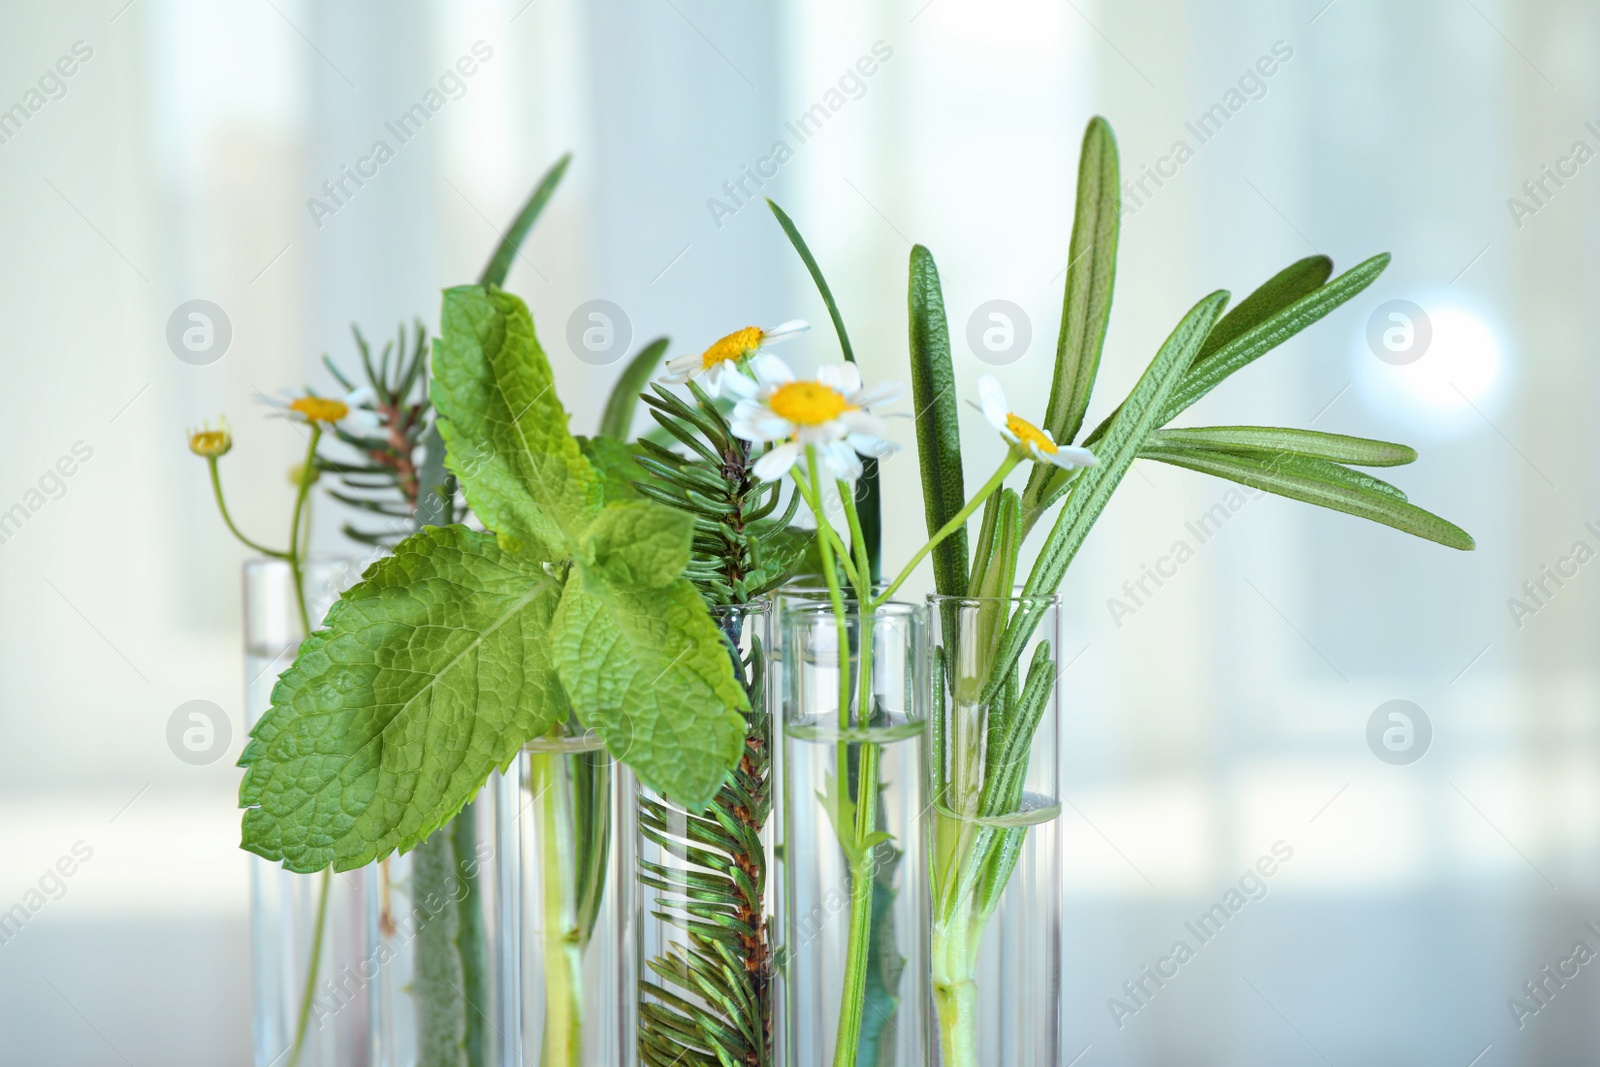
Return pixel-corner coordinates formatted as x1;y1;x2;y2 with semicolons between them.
0;0;1594;1062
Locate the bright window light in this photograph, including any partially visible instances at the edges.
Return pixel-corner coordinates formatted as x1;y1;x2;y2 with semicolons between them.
1355;298;1507;437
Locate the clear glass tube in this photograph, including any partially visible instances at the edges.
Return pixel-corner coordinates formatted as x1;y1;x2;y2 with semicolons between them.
496;724;635;1067
244;557;369;1067
781;599;929;1067
925;594;1062;1067
636;601;775;1067
247;557;505;1067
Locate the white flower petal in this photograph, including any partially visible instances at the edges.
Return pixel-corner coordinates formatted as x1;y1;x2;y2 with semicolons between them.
345;386;376;407
752;442;803;482
700;361;731;396
761;319;809;344
837;362;863;395
749;353;794;389
665;352;700;371
819;439;863;480
798;421;853;446
814;363;845;391
730;407;794;443
719;370;757;400
977;374;1008;430
847;432;898;458
850;380;904;409
1053;444;1097;468
839;409;890;439
348;410;383;432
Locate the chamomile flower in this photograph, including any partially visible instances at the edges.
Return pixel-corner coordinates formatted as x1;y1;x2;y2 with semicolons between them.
187;419;233;458
728;354;903;482
975;374;1096;471
660;320;809;395
269;387;382;431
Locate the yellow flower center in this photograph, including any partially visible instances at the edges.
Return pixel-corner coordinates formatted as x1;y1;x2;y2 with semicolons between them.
188;429;231;457
768;381;852;426
290;396;349;423
701;326;764;371
1006;412;1058;454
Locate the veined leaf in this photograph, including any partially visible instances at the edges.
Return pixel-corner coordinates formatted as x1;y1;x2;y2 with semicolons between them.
478;153;571;288
1138;442;1474;549
1021;117;1119;514
600;337;670;441
1161;252;1389;422
768;198;881;577
583;501;695;589
580;434;650;504
433;285;600;556
1081;254;1383;449
1148;426;1416;467
1192;254;1330;368
965;492;1002;600
552;575;749;810
1144;440;1408;501
908;244;969;597
239;526;567;872
992;290;1229;697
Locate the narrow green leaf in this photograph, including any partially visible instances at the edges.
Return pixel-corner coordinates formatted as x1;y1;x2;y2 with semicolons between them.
1021;116;1120;513
991;290;1229;697
1162;252;1390;422
433;285;600;556
767;199;855;363
477;152;571;288
1138;443;1474;550
1081;254;1383;450
600;337;670;440
908;244;969;596
1148;426;1417;467
1144;440;1408;501
767;198;880;577
239;526;567;872
1193;254;1331;367
964;491;1002;600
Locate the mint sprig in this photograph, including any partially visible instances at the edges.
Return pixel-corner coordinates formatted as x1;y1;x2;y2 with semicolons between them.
240;286;749;872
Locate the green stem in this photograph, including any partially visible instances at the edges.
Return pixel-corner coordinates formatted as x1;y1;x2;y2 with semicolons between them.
284;426;323;636
284;868;331;1067
789;450;885;1067
206;457;286;559
930;879;987;1067
452;807;489;1067
873;454;1019;609
281;425;325;1067
532;745;584;1067
789;466;862;592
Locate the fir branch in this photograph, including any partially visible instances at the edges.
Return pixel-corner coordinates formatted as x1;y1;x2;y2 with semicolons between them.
635;382;807;1067
315;320;466;545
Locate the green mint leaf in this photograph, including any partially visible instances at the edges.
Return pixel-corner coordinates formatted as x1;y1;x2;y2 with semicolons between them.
433;285;600;556
583;501;695;589
239;526;566;872
578;434;648;505
552;575;748;810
